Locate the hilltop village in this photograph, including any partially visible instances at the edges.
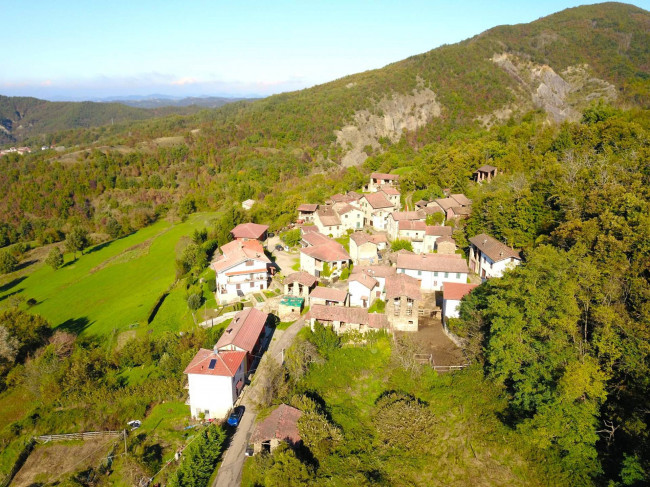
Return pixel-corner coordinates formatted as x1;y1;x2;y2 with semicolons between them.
184;169;521;451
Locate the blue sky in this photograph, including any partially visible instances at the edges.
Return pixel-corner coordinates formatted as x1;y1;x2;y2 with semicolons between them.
2;0;649;100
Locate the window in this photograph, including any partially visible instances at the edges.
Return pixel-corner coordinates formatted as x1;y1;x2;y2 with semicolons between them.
246;260;253;266
418;270;422;276
236;284;241;290
456;273;460;278
444;272;449;278
250;282;255;288
434;271;438;277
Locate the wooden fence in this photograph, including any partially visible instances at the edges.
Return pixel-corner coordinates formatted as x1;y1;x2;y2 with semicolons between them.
33;430;124;443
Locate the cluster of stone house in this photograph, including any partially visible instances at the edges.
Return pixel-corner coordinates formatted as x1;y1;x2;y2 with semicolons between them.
184;308;269;419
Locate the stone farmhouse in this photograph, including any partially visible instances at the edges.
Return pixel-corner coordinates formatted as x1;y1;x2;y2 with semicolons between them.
307;304;389;335
283;271;318;298
297;204;319;223
423;225;453;253
309;286;348;307
251;404;303;454
385;274;422;332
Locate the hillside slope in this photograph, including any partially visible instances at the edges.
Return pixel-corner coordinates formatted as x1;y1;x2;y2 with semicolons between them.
0;95;204;145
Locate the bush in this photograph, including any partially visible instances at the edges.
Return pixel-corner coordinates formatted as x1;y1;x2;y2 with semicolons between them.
390;239;413;252
0;251;18;274
46;247;64;270
167;424;226;487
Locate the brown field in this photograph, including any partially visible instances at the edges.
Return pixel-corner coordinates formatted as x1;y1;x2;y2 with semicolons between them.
12;438;117;486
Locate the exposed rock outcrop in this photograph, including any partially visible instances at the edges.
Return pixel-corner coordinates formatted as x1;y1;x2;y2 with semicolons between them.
335;87;442;167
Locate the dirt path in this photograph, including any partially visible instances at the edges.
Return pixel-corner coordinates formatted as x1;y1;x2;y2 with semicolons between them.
213;318;305;487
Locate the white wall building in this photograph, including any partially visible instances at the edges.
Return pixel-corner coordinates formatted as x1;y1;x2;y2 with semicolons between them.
348;272;379;308
397;253;470;292
442;282;478;323
184;349;247;420
212;240;271;303
468;233;521;280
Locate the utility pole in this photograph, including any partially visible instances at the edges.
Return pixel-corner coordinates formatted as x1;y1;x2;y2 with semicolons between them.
124;429;127;457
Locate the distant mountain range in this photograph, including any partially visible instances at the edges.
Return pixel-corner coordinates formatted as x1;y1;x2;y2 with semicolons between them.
96;95;256;109
0;95;253;145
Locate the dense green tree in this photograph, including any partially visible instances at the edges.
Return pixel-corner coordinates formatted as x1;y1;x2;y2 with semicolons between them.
45;247;64;270
65;227;90;259
0;251;17;274
390;239;413;252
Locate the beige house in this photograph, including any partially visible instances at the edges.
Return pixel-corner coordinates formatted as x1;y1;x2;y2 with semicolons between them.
385;274;422;332
335;203;365;232
314;206;343;237
297;204;318;223
309;286;348;307
367;172;400;192
359;192;395;230
283;271;318;298
435;236;457;255
307;304;389;335
349;232;387;265
423;225;453;253
386;210;425;241
251;404;303;454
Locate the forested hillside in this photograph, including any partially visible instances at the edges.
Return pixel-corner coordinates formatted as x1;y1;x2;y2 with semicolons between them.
0;95;206;144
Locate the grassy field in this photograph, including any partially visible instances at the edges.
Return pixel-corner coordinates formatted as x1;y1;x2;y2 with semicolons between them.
0;213;218;337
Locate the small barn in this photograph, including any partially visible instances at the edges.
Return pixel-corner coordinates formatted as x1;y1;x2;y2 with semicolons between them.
251;404;303;454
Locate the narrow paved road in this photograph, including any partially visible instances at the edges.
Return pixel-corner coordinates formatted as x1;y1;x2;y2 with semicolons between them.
213;318;305;487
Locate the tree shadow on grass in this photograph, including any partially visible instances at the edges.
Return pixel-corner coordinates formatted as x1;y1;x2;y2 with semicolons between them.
15;259;37;272
84;240;114;256
57;316;93;335
0;276;26;294
0;289;24;303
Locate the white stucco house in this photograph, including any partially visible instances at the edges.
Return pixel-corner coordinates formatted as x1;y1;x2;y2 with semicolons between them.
359;193;395;231
348;232;387;265
348;271;379;308
468;233;521;280
314;206;343;238
335;203;365;232
212;240;272;303
184;349;247;420
442;282;478;324
423;225;453;253
299;232;350;278
396;253;470;292
386;210;426;241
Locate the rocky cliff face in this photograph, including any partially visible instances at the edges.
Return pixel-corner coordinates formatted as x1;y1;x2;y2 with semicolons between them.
334;86;442;166
479;53;617;126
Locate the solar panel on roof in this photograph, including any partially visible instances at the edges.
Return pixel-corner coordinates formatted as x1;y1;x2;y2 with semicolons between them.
208;359;217;369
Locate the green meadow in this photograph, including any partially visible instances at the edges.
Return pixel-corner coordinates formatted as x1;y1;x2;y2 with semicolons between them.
0;213;218;337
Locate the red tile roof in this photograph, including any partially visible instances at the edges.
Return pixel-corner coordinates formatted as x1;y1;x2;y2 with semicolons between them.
397;253;470;273
297;204;319;212
230;223;269;240
469;234;521;262
371;172;399;181
450;194;472;207
443;282;478;301
391;211;425;221
212;240;270;273
309;286;348;302
215;308;268;353
250;404;303;444
184;349;247;377
352;265;397;278
300;225;319;234
379;185;401;195
350;272;378;289
425;225;453;237
434;198;458;211
423;206;444;215
363;192;393;209
436;236;456;245
307;304;389;328
301;242;350;262
316;207;341;226
285;271;318;287
398;220;426;231
301;231;335;247
336;203;360;215
385;274;422;301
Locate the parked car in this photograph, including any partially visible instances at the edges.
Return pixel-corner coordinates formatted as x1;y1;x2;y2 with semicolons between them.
268;232;275;238
127;420;141;430
245;445;254;457
227;406;245;427
284;245;290;251
275;244;284;251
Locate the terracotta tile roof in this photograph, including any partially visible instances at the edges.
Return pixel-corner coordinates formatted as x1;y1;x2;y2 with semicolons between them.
352;265;397;278
423;206;444;215
379;185;401;195
285;271;317;287
336;203;359;215
329;192;361;204
425;225;453;237
469;234;521;262
443;282;478;301
297;203;318;212
385;274;422;301
230;223;269;240
309;286;348;302
450;194;472;207
301;241;350;262
434;198;458;211
302;231;335;246
251;404;303;444
369;234;388;244
371;172;399;181
184;349;246;377
476;165;497;173
212;240;270;273
300;225;319;235
349;272;378;289
316;206;342;226
215;308;268;353
449;206;471;216
390;211;425;221
398;220;426;231
307;304;388;328
350;232;377;246
397;253;470;273
436;236;456;244
347;191;362;200
364;192;393;209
